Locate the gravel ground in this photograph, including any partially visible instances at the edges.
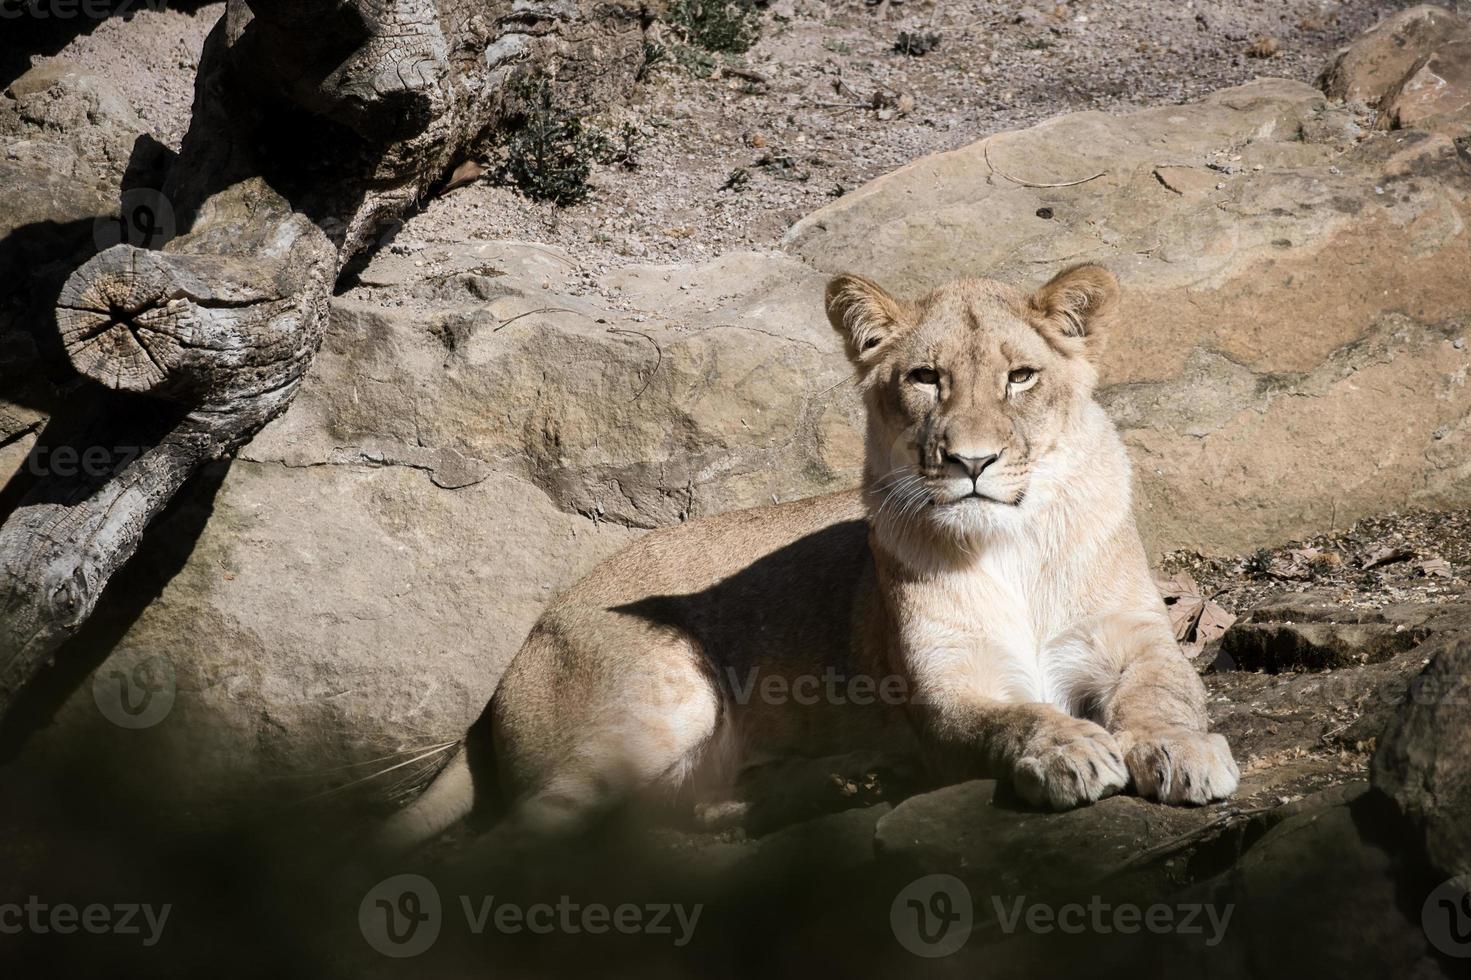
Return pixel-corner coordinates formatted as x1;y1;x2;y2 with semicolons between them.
29;4;215;149
420;0;1422;265
33;0;1423;267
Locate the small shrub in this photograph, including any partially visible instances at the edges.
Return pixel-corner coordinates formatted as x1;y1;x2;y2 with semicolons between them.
671;41;719;78
591;122;645;170
894;31;941;56
495;82;643;205
638;40;667;81
495;81;602;206
721;168;750;192
1243;548;1273;579
668;0;762;54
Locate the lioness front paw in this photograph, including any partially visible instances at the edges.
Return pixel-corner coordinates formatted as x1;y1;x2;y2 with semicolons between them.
1013;717;1128;810
1121;729;1239;805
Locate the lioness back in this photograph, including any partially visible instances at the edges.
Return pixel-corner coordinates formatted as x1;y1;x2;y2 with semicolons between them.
557;489;868;609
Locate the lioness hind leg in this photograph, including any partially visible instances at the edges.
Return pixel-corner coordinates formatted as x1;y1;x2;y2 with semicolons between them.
500;648;725;838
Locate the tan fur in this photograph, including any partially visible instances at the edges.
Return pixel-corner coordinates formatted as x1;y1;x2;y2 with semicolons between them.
379;265;1238;850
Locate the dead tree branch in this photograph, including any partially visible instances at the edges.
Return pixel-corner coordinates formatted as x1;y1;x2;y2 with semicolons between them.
0;0;648;712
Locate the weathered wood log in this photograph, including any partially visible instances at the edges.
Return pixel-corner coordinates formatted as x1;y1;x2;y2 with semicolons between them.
56;247;319;400
0;0;649;714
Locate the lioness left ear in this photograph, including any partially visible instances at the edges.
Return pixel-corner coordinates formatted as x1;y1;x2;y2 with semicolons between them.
1028;264;1119;353
826;274;913;369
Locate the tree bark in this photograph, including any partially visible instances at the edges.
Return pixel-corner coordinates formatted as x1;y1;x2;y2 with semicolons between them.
0;0;649;713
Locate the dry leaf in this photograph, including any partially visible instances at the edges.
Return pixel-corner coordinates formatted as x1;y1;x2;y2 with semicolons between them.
1364;546;1414;570
1156;570;1203;641
1418;557;1453;578
1194;600;1235;651
442;159;484;194
1271;547;1322;580
1155;570;1237;657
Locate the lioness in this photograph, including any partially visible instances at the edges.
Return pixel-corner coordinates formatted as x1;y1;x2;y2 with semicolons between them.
382;264;1238;849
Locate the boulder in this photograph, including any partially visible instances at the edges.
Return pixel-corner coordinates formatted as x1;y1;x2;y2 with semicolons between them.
1373;636;1471;877
786;78;1471;556
1380;38;1471;136
873;779;1211;905
944;783;1441;977
1319;4;1471;106
1185;786;1437;976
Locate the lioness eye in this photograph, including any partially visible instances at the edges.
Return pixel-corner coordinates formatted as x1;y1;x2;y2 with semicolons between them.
908;367;939;386
1008;367;1037;386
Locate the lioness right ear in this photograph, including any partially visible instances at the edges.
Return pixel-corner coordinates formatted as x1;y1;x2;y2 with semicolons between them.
1028;263;1119;355
825;274;911;369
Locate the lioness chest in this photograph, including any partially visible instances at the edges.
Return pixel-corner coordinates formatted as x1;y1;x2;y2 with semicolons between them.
890;541;1096;712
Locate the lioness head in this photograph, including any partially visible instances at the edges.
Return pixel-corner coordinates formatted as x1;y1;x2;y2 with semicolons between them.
825;264;1119;542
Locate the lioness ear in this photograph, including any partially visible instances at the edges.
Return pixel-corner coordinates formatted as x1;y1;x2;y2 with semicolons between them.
1028;263;1119;353
825;274;911;368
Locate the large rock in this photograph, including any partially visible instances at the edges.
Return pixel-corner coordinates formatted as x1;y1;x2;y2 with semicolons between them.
1373;637;1471;877
786;77;1471;555
1320;4;1471;106
873;779;1211;904
1163;786;1438;977
1380;37;1471;136
4;241;853;819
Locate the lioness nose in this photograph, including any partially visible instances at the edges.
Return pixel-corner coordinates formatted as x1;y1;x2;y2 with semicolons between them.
943;450;1001;478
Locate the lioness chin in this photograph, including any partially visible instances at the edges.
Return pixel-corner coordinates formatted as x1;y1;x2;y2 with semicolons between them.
381;263;1238;850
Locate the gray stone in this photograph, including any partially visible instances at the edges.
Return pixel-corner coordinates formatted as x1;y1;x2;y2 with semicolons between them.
1374;637;1471;877
874;779;1213;905
784;78;1471;556
1320;4;1471;106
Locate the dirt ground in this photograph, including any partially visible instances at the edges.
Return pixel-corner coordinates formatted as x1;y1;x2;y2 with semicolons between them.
1167;508;1471;618
35;0;1423;269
